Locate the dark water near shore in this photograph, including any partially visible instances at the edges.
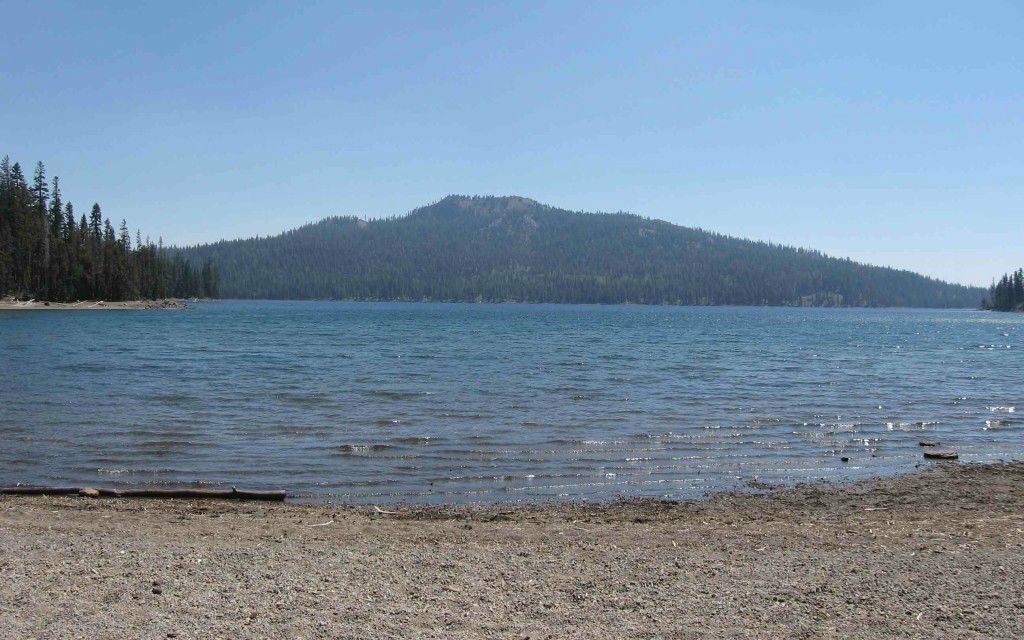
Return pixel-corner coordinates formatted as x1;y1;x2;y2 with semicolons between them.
1;301;1022;503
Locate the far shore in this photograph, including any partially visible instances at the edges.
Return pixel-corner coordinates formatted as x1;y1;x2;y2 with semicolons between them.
2;462;1022;638
0;297;188;310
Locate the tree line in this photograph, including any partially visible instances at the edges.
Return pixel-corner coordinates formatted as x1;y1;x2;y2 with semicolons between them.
0;156;216;301
182;195;985;308
984;269;1024;311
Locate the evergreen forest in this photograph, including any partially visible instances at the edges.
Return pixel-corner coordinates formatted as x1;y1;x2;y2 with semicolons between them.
984;269;1024;311
0;156;216;301
181;195;984;308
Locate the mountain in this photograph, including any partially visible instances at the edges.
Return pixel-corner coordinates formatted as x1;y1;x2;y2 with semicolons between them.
180;195;984;307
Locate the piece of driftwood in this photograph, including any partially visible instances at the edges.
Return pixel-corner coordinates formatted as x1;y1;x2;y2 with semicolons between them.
923;451;959;460
0;486;81;496
0;486;286;501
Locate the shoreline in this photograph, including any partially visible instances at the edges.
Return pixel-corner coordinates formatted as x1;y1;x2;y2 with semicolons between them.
212;297;985;310
3;461;1022;638
0;297;188;310
0;457;991;507
0;297;991;311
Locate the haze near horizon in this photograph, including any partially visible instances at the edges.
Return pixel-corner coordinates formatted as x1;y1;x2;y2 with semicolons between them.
3;1;1020;287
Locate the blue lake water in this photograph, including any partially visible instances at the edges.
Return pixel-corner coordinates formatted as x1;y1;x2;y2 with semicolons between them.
1;301;1022;503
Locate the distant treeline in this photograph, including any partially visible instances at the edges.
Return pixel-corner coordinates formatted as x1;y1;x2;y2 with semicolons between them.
984;269;1024;312
0;156;216;301
181;195;985;308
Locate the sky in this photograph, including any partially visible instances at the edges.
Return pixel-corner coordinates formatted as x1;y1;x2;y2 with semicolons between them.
2;1;1020;286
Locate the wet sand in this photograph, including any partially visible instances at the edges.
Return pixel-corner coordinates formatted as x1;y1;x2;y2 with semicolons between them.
0;298;187;310
1;462;1022;638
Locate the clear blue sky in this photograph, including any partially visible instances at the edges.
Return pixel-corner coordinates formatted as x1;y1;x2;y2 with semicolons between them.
2;1;1020;286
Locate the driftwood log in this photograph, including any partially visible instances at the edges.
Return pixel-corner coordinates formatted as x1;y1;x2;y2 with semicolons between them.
0;486;286;501
923;451;959;460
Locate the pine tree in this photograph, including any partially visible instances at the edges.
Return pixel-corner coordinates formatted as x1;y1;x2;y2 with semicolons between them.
89;203;102;239
119;219;131;251
0;157;12;294
10;162;26;189
49;176;63;239
46;177;65;299
64;202;75;241
88;204;104;296
31;162;50;296
1014;269;1024;308
31;162;48;212
0;156;10;191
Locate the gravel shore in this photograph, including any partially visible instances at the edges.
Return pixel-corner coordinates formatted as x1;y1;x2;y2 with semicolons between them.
2;462;1022;639
0;297;187;310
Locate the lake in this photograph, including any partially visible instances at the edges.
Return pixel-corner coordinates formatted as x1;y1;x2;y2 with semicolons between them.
1;301;1021;503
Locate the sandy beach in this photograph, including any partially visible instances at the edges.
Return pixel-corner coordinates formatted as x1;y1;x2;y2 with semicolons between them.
1;462;1022;639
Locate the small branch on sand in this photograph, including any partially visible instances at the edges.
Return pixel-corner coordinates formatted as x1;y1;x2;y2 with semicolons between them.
0;485;286;502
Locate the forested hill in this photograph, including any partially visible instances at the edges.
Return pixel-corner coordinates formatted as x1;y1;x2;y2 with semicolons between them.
181;195;984;307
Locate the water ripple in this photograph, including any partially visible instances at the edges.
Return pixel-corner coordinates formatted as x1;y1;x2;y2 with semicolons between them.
1;301;1022;502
